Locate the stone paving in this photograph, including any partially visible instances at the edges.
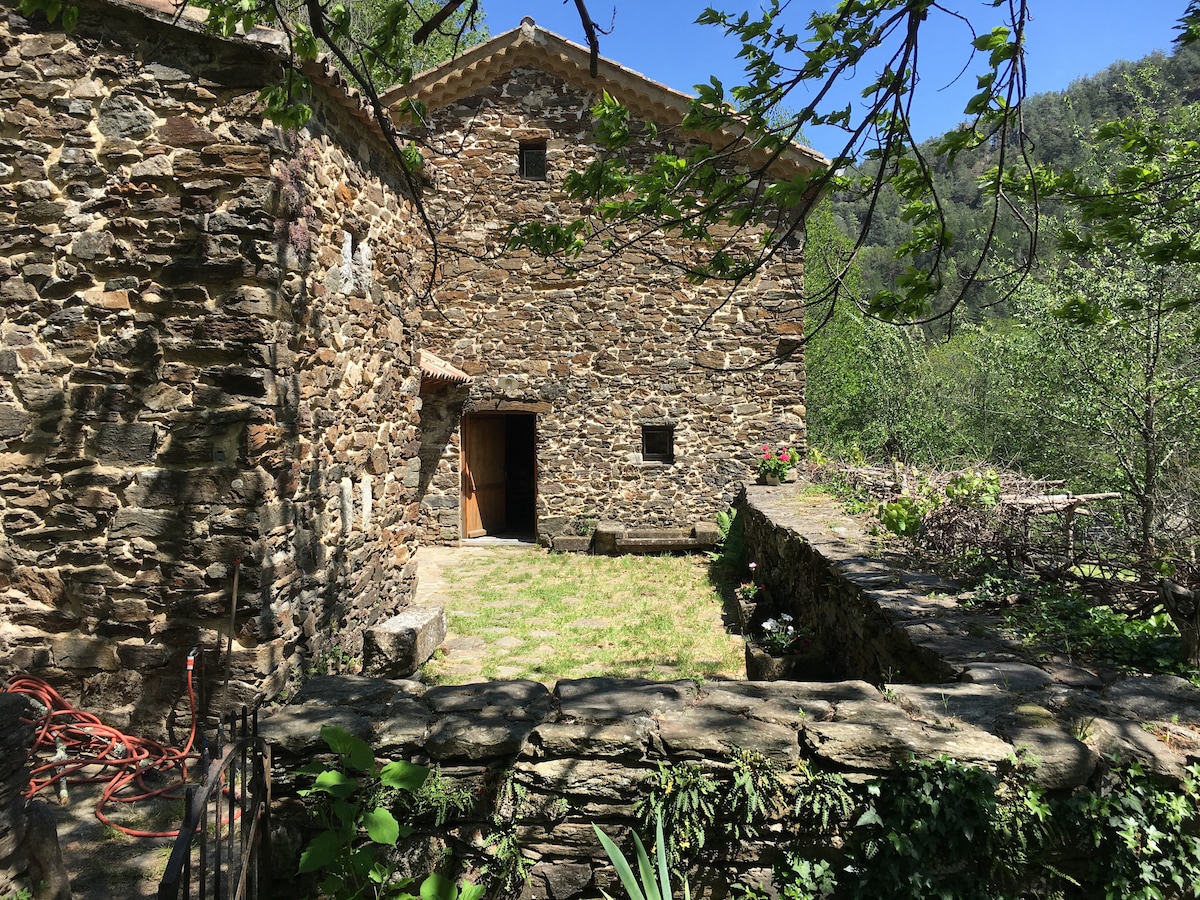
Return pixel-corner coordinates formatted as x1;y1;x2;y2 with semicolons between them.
413;543;531;683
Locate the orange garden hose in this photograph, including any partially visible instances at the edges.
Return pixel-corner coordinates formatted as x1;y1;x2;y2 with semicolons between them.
3;657;201;838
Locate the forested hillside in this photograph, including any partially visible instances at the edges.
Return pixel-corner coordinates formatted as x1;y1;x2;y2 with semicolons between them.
806;40;1200;590
827;41;1200;322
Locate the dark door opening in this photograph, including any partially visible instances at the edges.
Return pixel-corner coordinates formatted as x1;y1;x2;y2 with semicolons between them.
462;413;537;539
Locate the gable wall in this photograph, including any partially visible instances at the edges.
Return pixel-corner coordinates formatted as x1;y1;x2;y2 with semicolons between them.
0;0;423;735
415;65;807;542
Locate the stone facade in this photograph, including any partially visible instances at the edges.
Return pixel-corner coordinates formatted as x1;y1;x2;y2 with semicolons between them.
0;0;423;734
390;22;822;547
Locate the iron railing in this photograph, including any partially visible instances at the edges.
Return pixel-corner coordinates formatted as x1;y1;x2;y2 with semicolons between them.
158;708;272;900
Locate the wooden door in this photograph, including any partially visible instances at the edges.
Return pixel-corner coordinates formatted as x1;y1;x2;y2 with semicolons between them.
462;415;507;538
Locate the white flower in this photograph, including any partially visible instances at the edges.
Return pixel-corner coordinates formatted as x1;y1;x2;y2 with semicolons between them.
762;618;779;632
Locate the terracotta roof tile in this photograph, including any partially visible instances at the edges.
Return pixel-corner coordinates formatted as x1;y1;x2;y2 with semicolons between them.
418;350;472;384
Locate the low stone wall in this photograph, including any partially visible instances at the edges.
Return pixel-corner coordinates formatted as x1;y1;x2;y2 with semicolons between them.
263;674;1039;899
737;483;1200;782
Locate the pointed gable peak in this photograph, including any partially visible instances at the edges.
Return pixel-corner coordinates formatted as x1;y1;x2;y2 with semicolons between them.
382;18;828;178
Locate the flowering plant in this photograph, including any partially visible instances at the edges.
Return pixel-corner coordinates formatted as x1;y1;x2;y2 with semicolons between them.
758;613;810;655
758;444;799;480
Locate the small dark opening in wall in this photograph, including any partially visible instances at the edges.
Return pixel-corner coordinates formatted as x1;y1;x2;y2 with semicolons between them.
519;141;547;180
642;425;674;463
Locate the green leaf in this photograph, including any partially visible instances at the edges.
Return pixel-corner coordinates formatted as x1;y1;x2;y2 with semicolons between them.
419;872;458;900
593;825;647;900
321;725;375;772
379;759;429;792
364;807;401;845
311;769;359;799
298;830;342;874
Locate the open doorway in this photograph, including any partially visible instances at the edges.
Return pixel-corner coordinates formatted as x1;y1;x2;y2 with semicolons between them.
461;413;537;539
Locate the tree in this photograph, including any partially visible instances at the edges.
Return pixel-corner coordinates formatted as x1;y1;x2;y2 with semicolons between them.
507;1;1200;330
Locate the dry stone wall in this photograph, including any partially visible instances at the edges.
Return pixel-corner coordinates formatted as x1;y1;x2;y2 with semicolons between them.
738;483;1200;783
412;65;807;544
0;0;424;735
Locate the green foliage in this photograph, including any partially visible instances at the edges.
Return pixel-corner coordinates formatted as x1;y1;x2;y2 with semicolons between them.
296;725;483;900
624;750;1200;900
709;507;748;572
17;0;77;30
412;765;475;827
945;470;1001;507
725;749;787;843
773;854;837;900
1064;761;1200;900
480;826;532;895
968;572;1200;682
846;755;1057;899
790;761;856;834
877;496;926;539
634;763;720;872
593;815;690;900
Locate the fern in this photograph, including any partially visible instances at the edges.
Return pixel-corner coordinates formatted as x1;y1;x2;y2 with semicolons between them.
791;762;856;833
726;748;787;843
634;762;721;872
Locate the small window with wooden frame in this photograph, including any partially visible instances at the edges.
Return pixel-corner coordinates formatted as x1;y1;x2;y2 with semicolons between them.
519;140;548;180
642;425;675;464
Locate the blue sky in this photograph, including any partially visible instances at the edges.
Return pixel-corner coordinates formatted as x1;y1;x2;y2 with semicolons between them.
473;1;1190;149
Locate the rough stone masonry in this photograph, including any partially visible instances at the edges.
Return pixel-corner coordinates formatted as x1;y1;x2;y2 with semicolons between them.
0;0;426;735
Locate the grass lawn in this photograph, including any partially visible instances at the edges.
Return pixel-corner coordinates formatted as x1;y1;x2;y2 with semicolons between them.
422;551;745;685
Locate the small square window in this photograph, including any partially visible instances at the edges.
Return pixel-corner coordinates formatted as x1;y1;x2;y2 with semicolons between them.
642;425;674;463
519;141;547;180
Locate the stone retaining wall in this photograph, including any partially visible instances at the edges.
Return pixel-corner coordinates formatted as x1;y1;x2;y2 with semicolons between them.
737;483;1200;783
262;674;1034;900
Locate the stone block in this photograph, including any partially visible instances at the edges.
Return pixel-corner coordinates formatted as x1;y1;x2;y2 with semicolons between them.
552;534;591;553
49;633;119;671
362;606;446;678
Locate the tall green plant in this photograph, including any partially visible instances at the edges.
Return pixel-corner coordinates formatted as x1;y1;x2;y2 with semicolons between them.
297;725;484;900
593;815;690;900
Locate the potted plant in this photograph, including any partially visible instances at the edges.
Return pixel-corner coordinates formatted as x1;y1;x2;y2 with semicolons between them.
745;613;823;681
757;444;798;485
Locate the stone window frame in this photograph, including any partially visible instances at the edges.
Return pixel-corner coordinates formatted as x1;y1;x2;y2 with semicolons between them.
641;424;675;464
519;140;548;180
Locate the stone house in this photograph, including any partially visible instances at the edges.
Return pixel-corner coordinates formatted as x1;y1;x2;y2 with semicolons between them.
388;19;826;549
0;0;824;731
0;0;429;734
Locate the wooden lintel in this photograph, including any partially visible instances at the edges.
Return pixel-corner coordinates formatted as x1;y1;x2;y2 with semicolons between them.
464;398;552;414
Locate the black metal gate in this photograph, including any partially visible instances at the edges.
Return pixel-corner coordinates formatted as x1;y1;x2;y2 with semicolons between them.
158;708;271;900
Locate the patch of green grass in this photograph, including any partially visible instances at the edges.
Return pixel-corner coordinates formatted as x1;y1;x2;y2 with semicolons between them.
424;551;744;685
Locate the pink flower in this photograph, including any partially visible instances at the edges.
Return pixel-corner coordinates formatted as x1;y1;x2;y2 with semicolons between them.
749;562;757;571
